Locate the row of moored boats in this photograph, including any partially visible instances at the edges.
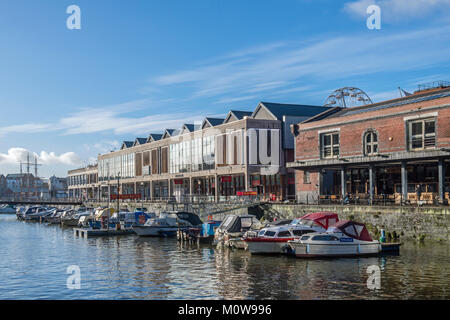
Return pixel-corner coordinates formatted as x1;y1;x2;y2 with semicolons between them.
9;204;391;258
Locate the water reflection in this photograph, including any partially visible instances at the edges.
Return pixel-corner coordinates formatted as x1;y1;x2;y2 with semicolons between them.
0;214;448;300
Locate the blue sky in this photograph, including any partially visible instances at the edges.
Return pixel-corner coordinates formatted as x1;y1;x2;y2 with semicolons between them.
1;0;450;177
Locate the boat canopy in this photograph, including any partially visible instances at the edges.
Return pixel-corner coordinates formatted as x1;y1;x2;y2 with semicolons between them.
220;215;261;233
330;220;373;242
300;212;339;230
95;208;115;219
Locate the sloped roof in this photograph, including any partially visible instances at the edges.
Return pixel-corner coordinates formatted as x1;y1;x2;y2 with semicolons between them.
146;133;163;143
223;110;252;123
202;117;225;128
231;110;253;119
133;138;147;146
207;118;225;126
162;129;176;139
121;141;134;149
182;124;201;132
322;86;450;120
254;102;331;120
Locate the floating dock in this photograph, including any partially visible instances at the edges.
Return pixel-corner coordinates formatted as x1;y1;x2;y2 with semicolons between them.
381;242;401;253
74;228;135;238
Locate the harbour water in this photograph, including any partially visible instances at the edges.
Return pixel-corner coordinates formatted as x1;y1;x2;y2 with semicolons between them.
0;214;448;300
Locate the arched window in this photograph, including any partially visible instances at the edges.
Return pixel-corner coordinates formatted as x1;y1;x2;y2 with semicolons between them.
364;131;378;155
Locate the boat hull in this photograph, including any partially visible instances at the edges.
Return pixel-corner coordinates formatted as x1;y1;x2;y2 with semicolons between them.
61;219;79;227
289;241;381;258
245;238;295;254
133;226;178;237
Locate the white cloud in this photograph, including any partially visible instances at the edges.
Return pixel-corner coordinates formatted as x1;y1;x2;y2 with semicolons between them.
0;147;82;166
343;0;450;22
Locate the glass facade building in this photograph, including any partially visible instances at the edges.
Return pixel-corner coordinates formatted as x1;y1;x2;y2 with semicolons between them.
169;136;215;174
98;153;135;181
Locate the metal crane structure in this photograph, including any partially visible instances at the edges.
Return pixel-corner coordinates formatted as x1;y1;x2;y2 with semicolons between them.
324;87;373;108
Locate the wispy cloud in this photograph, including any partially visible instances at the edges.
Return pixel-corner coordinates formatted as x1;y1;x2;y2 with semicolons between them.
0;147;82;166
343;0;450;22
0;99;206;138
2;25;450;141
214;95;257;105
151;25;450;102
0;124;56;137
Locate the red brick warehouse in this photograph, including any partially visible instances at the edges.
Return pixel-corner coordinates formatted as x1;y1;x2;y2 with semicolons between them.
288;82;450;205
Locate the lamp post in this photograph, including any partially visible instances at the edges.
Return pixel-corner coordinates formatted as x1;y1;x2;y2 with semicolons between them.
116;172;121;214
107;162;110;208
197;180;202;203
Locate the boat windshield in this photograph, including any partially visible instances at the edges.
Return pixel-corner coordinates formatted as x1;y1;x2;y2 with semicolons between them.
311;235;339;241
221;216;235;229
293;229;315;236
264;231;276;237
241;217;254;229
291;218;315;227
277;231;292;238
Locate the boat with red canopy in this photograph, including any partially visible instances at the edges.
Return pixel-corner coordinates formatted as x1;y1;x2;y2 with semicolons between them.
244;212;339;254
287;220;381;258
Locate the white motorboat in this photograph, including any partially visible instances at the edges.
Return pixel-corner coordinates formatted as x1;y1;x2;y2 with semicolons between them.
287;220;381;258
20;206;49;221
214;214;263;249
0;204;16;214
133;211;202;237
61;208;93;227
43;209;65;224
244;212;339;254
26;208;56;221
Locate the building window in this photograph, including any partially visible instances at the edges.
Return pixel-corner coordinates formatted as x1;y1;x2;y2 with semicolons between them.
364;131;378;155
321;132;339;158
303;171;310;184
409;119;436;150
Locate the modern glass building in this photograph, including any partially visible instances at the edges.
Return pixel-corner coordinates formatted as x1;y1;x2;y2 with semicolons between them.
68;102;331;202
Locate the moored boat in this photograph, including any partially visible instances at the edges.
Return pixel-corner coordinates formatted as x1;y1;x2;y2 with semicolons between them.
214;214;263;249
133;211;202;237
244;212;339;254
0;204;16;214
177;220;222;244
43;209;65;224
287;220;381;258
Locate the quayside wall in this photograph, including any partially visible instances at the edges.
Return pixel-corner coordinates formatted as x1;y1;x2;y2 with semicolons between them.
86;201;449;243
267;204;449;243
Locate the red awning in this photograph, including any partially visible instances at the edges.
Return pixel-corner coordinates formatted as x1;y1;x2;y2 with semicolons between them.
333;220;373;242
300;211;339;230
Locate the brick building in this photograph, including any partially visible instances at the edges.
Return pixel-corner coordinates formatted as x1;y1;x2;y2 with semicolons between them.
288;84;450;205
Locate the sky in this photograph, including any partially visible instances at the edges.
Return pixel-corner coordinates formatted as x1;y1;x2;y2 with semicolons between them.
0;0;450;177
